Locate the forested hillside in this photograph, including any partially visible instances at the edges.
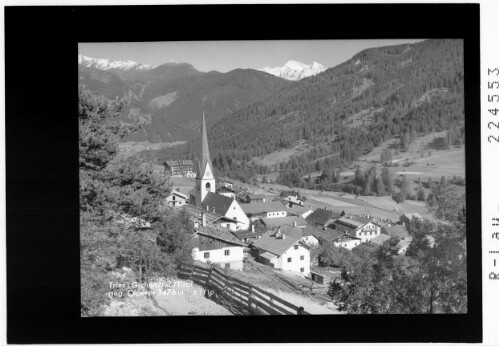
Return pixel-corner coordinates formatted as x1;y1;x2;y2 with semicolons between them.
79;60;290;143
153;39;464;183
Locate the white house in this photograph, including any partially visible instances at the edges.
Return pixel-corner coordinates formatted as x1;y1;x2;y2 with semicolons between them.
251;229;311;276
332;216;381;243
312;228;361;250
165;190;188;207
174;205;246;270
284;195;304;207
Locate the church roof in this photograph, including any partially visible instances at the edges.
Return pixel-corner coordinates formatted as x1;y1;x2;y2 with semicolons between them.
196;110;214;179
202;192;235;216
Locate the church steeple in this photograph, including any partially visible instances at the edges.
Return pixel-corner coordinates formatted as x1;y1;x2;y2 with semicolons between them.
191;110;216;207
197;110;213;179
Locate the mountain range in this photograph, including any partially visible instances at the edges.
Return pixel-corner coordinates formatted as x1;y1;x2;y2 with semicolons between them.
259;60;326;81
78;55;293;142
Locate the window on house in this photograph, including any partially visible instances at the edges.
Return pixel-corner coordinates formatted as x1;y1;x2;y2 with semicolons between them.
300;268;304;273
224;250;230;256
300;255;304;260
294;245;299;250
287;257;292;263
204;252;210;259
206;182;211;189
172;196;176;201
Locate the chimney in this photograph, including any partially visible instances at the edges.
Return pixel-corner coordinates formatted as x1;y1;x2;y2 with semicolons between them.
212;207;216;213
206;205;209;211
282;234;285;240
293;221;297;227
194;220;199;229
202;212;206;227
251;224;255;233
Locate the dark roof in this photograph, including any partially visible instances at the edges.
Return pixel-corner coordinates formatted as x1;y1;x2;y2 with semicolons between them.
352;243;378;254
385;224;409;238
306;208;344;225
261;216;307;228
251;230;303;256
164;160;194;167
202;192;235;216
312;227;360;242
241;201;287;215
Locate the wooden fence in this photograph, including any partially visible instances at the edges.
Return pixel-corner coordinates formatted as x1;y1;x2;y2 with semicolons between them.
178;263;311;315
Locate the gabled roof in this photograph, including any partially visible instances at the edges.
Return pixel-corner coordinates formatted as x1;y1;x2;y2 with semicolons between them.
172;205;244;247
164;159;194;167
168;190;188;199
202;192;235;216
337;215;372;228
216;186;235;194
251;230;303;256
261;216;307;229
241;201;287;215
306;208;344;225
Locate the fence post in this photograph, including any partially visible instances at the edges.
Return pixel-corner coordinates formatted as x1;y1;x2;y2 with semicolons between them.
297;306;304;315
248;285;253;313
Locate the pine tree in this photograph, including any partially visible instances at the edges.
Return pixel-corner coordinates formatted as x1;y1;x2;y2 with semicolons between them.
381;167;394;193
376;177;386;196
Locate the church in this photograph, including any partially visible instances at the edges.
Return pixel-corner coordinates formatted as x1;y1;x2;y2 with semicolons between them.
189;112;250;231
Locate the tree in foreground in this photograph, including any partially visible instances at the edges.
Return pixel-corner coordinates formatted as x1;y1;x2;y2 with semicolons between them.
328;185;467;313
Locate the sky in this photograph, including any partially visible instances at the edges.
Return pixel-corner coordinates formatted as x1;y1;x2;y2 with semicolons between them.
79;39;425;73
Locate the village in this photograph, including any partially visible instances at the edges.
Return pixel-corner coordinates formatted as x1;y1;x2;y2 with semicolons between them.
158;112;431;305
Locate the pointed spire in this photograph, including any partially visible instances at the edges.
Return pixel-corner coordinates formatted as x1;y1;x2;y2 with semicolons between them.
197;109;213;179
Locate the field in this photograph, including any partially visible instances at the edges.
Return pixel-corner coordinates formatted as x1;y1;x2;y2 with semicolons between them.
118;141;187;158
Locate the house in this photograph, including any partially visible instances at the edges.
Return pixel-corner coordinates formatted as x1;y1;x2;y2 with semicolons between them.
261;216;307;229
172;205;246;270
183;204;241;231
251;229;311;276
311;227;361;250
306;207;345;227
248;193;266;203
189;111;249;231
165;190;188;207
232;221;269;244
216;185;236;199
286;205;314;219
332;216;381;243
164;159;195;177
201;192;250;231
284;195;304;207
279;225;320;247
241;201;288;220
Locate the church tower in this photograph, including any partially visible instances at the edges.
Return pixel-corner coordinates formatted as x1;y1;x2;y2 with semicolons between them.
191;110;216;207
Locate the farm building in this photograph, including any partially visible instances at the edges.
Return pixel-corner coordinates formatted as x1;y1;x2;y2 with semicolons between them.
251;229;311;276
165;190;188;207
216;185;236;199
241;201;288;220
332;216;381;243
310;267;341;285
279;225;320;247
164;159;195;177
399;213;422;225
312;227;361;250
286;205;313;219
306;207;345;227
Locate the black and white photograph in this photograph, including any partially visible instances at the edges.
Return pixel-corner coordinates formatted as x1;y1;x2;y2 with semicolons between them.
79;39;468;317
6;3;488;344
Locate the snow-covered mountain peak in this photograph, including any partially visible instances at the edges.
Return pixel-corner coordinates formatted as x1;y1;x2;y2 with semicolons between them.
259;60;326;81
78;55;155;71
